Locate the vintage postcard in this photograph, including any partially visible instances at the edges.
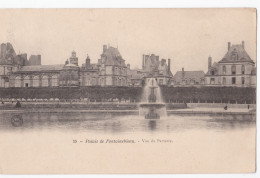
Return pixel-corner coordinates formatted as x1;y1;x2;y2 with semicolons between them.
0;8;256;174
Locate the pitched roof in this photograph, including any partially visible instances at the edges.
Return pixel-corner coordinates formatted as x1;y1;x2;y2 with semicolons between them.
173;70;205;83
82;63;99;70
101;46;126;66
219;44;254;63
65;63;78;67
205;62;219;75
14;64;64;73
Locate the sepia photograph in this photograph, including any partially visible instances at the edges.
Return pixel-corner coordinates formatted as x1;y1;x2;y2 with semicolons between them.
0;8;257;174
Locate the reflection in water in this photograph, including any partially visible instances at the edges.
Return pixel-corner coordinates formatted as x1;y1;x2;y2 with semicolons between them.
148;120;157;131
0;112;256;134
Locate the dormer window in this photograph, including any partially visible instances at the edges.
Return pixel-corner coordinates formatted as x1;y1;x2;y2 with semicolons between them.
211;70;215;75
231;54;238;61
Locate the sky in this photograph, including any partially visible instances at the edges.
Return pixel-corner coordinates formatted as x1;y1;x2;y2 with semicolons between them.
0;9;256;74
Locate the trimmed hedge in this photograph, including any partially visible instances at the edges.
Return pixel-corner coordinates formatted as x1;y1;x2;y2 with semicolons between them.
0;86;256;104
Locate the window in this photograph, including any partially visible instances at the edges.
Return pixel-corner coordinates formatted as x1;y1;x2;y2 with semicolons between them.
159;79;163;85
223;66;226;75
241;65;245;74
92;78;96;85
231;54;238;61
242;77;245;85
100;78;105;86
232;77;236;84
211;70;215;75
51;75;58;87
42;76;49;87
210;78;215;84
23;76;30;87
223;77;226;85
33;76;40;87
231;65;236;75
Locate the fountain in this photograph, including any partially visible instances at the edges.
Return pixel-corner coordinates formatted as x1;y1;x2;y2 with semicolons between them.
139;78;166;119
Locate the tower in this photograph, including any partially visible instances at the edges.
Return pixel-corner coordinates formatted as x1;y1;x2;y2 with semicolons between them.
69;50;78;66
85;55;90;68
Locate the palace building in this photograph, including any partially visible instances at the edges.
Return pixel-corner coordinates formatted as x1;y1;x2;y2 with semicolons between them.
172;68;205;86
205;41;256;87
0;43;129;88
0;41;256;88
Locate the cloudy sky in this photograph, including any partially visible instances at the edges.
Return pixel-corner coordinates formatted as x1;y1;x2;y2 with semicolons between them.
0;9;256;73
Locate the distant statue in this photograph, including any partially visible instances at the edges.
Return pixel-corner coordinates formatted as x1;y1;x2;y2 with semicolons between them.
15;101;21;108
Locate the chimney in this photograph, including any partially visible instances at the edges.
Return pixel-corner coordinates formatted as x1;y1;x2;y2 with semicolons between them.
103;45;107;53
142;54;145;69
228;42;231;50
242;41;245;49
208;56;212;69
182;68;184;78
168;58;171;72
155;56;159;62
145;55;149;64
86;55;90;68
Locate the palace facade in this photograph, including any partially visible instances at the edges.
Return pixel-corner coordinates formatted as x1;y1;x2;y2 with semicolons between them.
0;41;256;88
205;41;256;87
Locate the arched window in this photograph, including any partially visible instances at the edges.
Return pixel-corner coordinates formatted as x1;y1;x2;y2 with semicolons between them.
23;76;30;87
33;76;40;87
42;76;49;87
223;66;226;75
241;65;245;74
15;76;21;87
51;75;58;87
231;65;236;75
